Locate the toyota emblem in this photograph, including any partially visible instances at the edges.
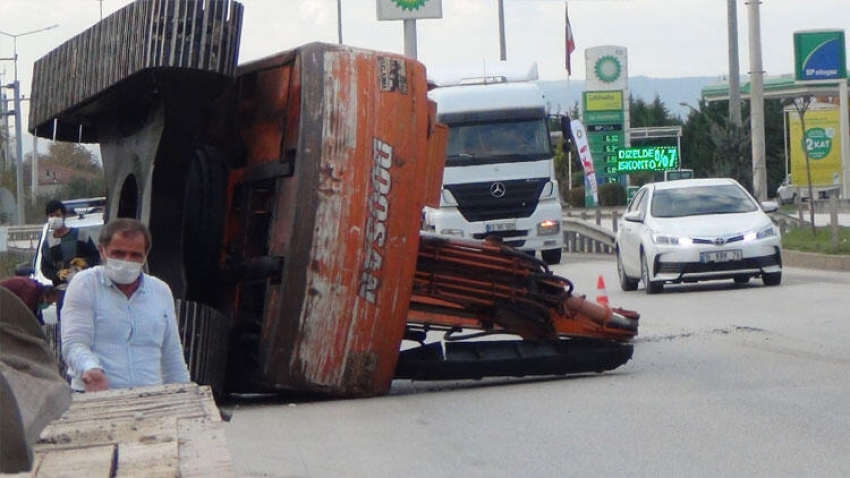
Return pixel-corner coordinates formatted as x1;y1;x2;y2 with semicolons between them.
490;182;506;198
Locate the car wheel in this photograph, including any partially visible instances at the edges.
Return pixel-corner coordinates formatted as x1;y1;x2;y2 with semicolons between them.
733;274;750;284
617;249;639;291
641;251;663;294
762;271;782;286
541;248;562;265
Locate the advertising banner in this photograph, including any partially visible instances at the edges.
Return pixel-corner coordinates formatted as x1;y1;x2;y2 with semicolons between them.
570;119;599;206
788;108;843;186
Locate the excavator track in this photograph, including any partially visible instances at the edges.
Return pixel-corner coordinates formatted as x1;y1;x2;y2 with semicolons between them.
397;233;639;380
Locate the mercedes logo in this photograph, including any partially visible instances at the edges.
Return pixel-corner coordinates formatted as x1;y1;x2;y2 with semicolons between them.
490;182;506;198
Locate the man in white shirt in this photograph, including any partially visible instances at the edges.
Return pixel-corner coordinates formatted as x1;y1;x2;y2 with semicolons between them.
61;218;190;392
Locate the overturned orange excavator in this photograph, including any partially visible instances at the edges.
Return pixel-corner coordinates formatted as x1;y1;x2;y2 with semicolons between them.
29;0;638;398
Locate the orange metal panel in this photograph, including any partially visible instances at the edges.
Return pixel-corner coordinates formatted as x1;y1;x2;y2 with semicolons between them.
232;43;436;396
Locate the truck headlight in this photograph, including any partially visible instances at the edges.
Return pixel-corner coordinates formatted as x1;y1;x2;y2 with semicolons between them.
440;229;464;237
539;182;555;199
441;189;458;206
537;220;560;236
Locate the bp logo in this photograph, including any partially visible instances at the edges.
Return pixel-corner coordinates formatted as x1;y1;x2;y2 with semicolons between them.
595;55;622;83
391;0;428;10
804;127;833;160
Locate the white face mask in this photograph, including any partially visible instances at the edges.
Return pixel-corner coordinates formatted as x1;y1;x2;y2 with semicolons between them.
104;258;144;284
48;217;64;231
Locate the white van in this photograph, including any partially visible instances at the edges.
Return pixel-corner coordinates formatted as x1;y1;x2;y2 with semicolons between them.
15;199;105;325
423;74;565;264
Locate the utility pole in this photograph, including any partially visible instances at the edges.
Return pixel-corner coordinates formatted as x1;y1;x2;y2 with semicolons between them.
498;0;506;60
727;0;742;127
746;0;766;201
337;0;343;45
0;24;59;224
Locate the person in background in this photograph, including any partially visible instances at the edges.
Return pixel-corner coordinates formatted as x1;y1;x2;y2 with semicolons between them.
0;277;57;324
61;218;190;393
40;199;100;319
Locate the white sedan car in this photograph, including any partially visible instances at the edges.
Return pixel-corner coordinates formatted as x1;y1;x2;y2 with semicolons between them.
615;178;782;294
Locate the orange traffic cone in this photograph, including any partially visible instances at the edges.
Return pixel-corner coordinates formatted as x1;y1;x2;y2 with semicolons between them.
595;274;609;307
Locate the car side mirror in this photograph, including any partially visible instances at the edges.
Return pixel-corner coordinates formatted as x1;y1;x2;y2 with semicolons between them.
760;201;779;213
623;211;643;223
14;263;35;277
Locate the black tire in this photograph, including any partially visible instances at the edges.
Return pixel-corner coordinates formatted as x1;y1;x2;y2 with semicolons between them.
541;248;562;265
617;249;639;291
762;271;782;286
641;251;663;294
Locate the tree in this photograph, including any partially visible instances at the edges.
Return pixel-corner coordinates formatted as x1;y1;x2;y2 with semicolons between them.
23;141;105;224
680;99;786;198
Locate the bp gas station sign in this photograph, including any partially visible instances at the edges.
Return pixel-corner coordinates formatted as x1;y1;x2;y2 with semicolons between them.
794;30;846;81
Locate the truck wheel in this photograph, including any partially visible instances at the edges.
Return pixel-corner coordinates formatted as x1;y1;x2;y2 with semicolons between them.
541;248;562;265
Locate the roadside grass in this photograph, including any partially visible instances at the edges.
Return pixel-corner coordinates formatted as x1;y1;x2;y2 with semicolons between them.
0;249;31;278
782;225;850;255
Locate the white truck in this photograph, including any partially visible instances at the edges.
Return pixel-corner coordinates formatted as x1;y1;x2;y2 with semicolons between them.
423;69;565;265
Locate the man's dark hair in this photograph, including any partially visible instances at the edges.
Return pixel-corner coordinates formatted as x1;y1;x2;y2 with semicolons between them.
45;199;66;216
99;218;152;253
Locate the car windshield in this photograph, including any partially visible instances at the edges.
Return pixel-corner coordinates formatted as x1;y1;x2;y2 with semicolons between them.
445;118;551;166
651;184;759;218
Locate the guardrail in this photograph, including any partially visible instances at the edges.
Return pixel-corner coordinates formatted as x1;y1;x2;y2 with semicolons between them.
1;225;43;252
562;209;621;255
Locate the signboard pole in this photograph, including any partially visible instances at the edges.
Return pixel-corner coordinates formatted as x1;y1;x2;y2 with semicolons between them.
841;80;850;199
404;19;417;59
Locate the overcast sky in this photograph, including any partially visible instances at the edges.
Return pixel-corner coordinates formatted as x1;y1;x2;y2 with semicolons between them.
2;0;848;144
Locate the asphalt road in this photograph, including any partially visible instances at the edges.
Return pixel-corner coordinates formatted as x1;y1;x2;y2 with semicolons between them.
223;255;850;478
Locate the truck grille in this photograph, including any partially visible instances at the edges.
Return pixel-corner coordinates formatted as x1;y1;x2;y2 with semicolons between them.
447;178;547;222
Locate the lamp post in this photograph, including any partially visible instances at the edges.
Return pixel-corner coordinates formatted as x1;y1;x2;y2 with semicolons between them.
0;24;59;225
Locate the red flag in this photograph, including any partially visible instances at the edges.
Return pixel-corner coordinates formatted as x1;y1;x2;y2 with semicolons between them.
565;1;576;75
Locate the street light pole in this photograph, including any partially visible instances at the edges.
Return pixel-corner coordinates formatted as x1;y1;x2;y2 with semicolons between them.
0;24;59;225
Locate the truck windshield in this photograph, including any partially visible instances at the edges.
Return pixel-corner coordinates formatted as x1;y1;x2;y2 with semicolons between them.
445;118;551;166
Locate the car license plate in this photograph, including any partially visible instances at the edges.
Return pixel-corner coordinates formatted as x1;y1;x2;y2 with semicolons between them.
485;221;516;233
700;250;742;263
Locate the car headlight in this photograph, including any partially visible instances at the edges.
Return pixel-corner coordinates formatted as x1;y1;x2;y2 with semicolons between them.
744;225;777;242
651;233;693;246
537;220;560;236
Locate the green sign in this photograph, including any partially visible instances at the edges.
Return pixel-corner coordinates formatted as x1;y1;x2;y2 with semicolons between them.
804;128;833;159
794;30;847;81
616;146;679;172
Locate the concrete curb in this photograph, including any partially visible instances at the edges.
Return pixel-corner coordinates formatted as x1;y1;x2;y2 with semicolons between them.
782;250;850;272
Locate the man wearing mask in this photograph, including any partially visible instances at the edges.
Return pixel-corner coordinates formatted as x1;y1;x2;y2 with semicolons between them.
61;218;190;392
41;199;100;318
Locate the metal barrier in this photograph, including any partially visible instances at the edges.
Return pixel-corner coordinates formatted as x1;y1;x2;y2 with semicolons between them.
562;209;620;255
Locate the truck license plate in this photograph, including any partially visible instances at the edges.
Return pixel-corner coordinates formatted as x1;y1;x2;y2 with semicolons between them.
485;221;516;233
700;250;742;263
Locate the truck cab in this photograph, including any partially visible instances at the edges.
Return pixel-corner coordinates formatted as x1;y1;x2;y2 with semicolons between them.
423;73;564;265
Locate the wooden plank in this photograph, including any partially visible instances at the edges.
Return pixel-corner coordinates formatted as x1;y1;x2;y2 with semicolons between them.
35;444;115;477
117;440;179;477
36;416;178;453
51;384;215;424
20;384;235;476
177;417;236;477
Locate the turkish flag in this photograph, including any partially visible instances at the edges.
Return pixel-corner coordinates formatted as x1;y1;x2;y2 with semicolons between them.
565;2;576;75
